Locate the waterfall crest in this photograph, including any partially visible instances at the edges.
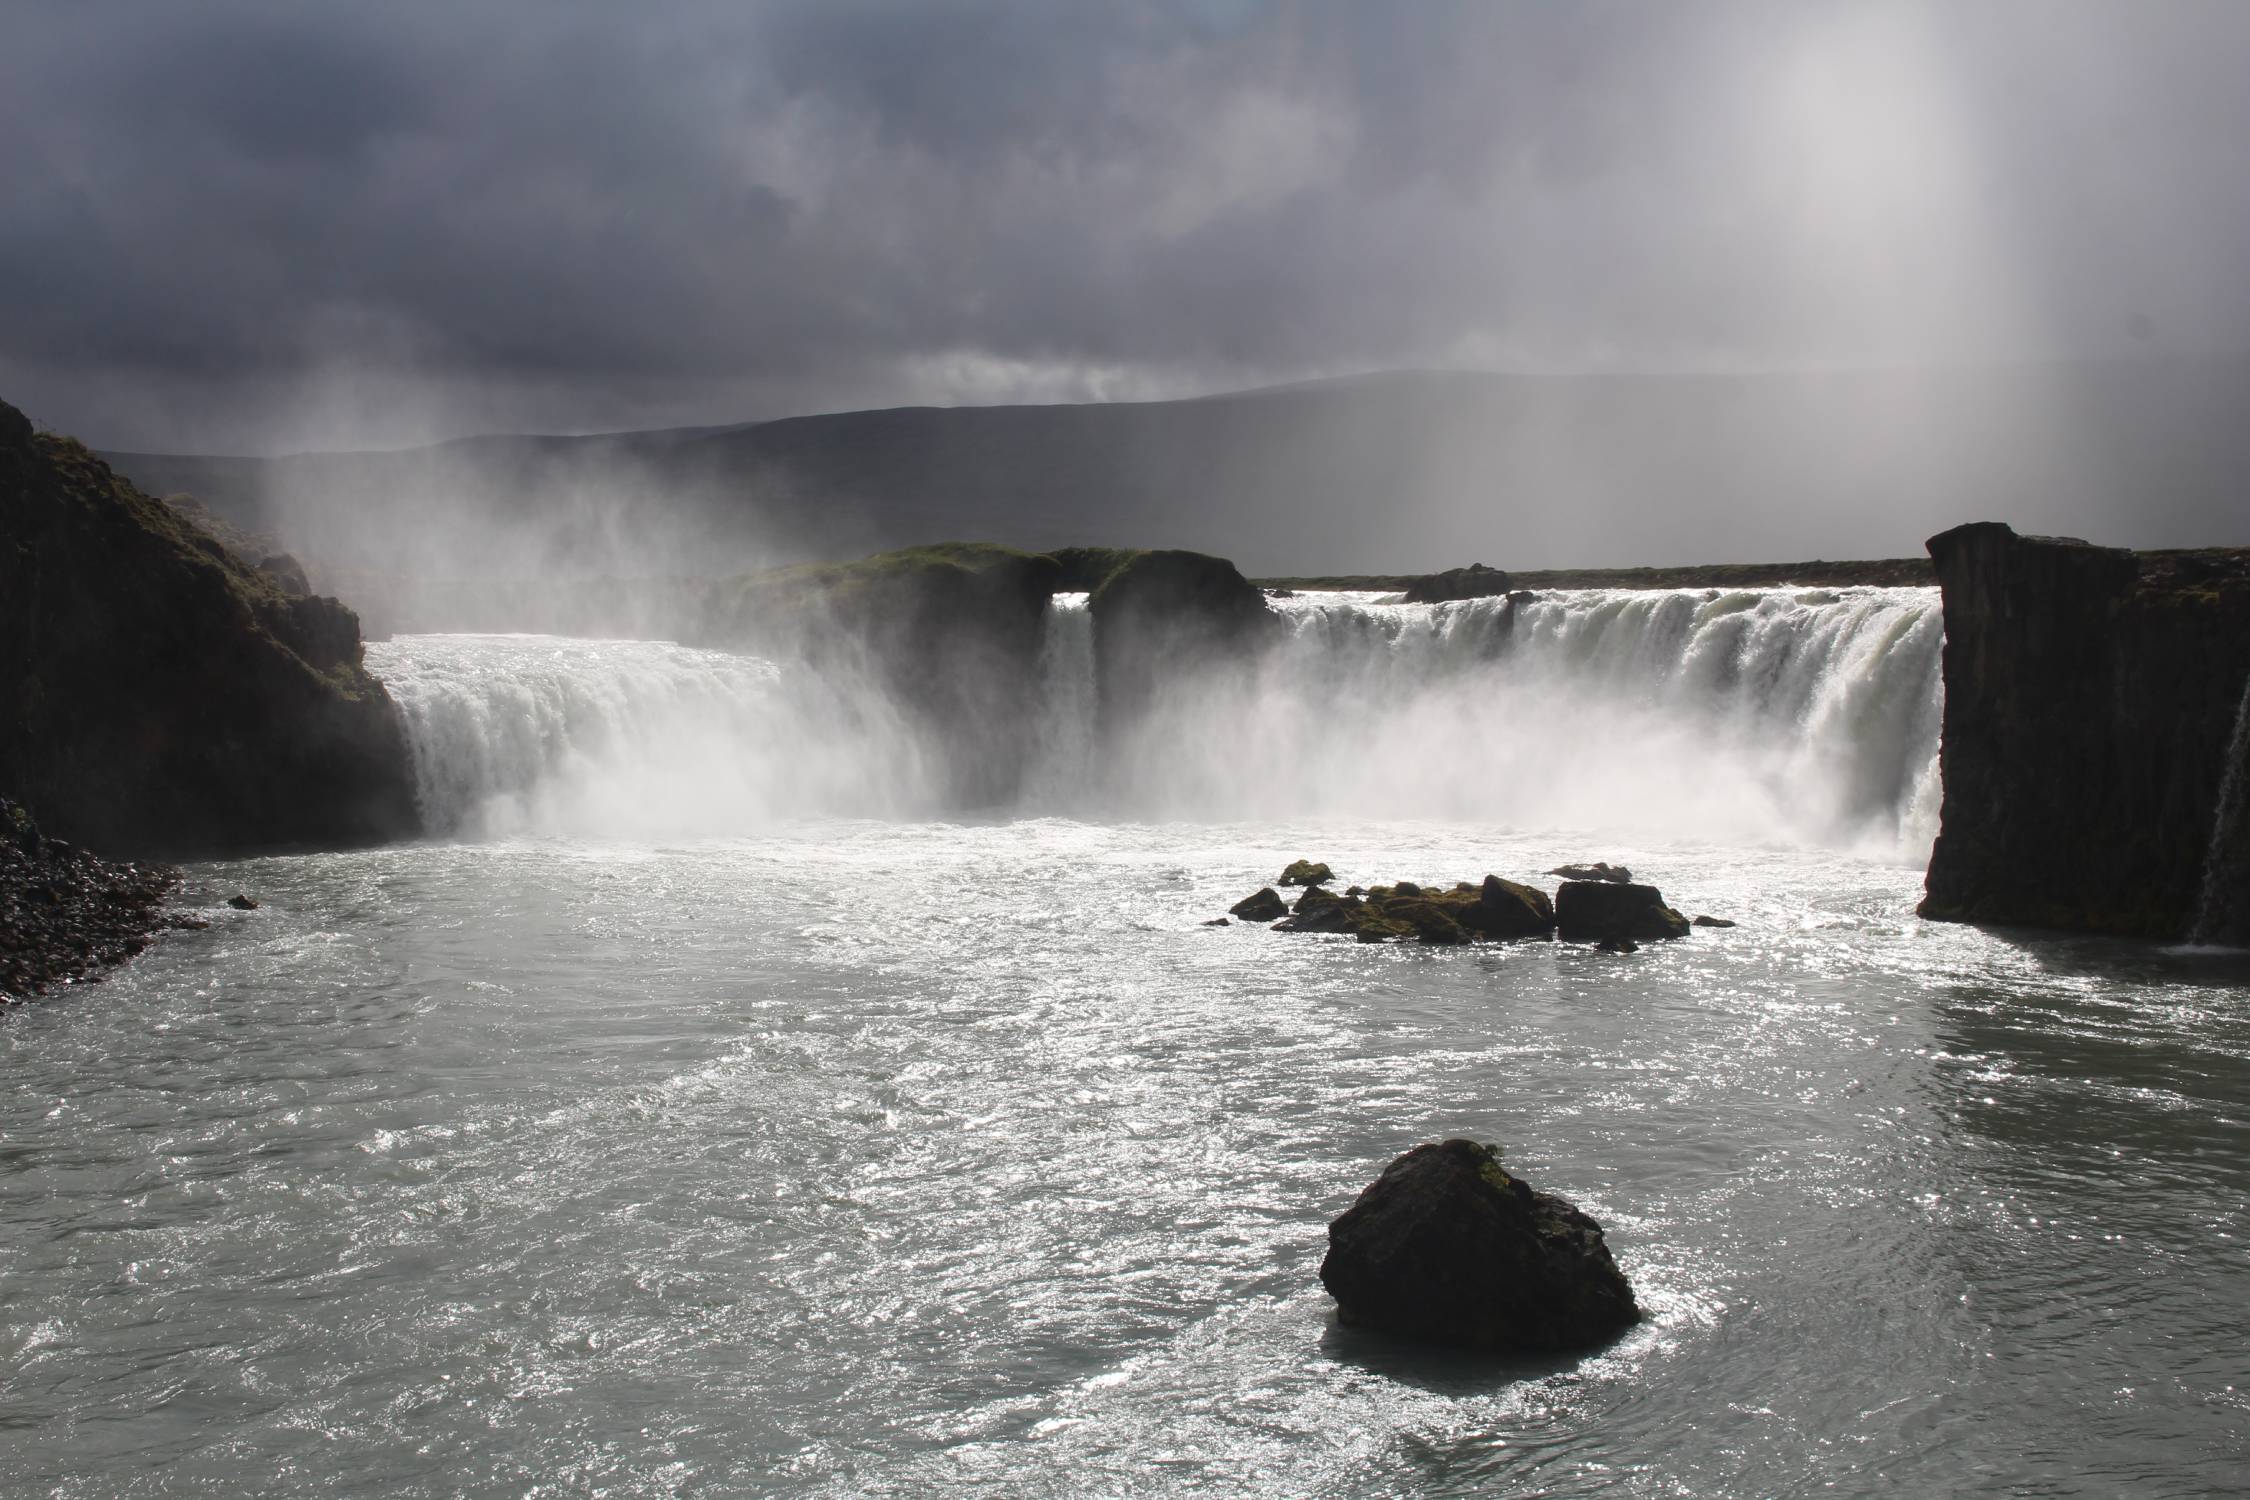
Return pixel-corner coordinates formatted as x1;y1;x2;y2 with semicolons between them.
369;586;1943;854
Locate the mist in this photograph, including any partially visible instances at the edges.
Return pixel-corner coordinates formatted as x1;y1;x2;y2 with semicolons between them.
6;1;2250;579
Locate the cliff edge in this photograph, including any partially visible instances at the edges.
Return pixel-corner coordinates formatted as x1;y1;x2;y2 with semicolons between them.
0;399;418;857
1920;522;2250;939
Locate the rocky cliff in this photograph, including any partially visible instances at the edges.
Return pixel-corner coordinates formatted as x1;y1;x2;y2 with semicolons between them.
1920;522;2250;939
1084;549;1277;733
1;400;418;857
693;543;1062;807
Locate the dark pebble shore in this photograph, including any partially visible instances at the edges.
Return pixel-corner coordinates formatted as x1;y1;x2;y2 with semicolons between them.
2;799;184;1007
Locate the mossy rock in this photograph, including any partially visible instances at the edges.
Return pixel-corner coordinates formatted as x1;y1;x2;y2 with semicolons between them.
1229;887;1288;922
1280;859;1334;887
1379;898;1471;944
1459;875;1557;938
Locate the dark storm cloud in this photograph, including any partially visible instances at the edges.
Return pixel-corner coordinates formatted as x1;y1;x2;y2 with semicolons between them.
5;0;2250;449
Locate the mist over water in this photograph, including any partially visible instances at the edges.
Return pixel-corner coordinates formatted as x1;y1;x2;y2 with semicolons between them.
372;587;1944;862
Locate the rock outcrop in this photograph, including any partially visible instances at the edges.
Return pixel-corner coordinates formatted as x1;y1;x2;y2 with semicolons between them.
1401;563;1512;603
1554;880;1690;941
1279;859;1334;887
1919;522;2250;939
1550;861;1632;884
1086;549;1277;732
1229;887;1288;922
1267;874;1557;944
1;400;419;857
695;543;1063;808
1320;1139;1640;1354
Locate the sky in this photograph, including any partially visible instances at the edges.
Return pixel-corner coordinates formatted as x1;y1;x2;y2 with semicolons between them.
5;0;2250;454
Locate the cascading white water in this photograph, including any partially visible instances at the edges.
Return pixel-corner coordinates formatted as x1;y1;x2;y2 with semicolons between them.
366;587;1944;856
1102;586;1945;858
2190;672;2250;946
1020;593;1096;813
366;634;936;838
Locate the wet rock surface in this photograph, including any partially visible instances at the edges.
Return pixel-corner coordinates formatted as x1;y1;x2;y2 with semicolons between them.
1920;521;2250;938
1554;880;1691;941
1279;859;1334;887
1228;887;1288;922
1219;861;1712;946
2;798;182;1005
1321;1139;1640;1354
1550;861;1632;883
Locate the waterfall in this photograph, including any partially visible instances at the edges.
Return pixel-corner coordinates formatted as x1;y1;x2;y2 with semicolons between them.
1020;593;1096;812
366;586;1944;855
1105;586;1944;857
366;634;934;838
2190;672;2250;946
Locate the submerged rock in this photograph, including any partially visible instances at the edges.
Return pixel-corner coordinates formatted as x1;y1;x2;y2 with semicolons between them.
1320;1139;1640;1354
1596;934;1639;953
1554;880;1690;941
1202;917;1231;927
1280;859;1335;887
1691;914;1736;928
1229;887;1288;922
227;894;259;911
1549;861;1632;884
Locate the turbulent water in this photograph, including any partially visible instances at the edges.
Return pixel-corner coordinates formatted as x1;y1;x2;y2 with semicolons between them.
7;592;2248;1498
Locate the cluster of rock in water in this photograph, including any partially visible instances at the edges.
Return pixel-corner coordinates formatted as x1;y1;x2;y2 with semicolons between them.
1218;857;1731;951
1215;858;1685;1351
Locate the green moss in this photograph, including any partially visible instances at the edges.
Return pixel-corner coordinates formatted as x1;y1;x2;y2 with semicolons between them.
1046;546;1146;593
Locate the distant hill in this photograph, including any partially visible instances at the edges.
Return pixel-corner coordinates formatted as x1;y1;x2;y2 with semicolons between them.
101;360;2250;589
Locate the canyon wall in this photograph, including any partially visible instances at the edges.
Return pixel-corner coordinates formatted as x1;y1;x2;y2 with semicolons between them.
1920;522;2250;939
0;399;418;858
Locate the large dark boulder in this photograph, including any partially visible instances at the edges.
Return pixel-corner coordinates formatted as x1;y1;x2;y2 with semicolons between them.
1554;880;1690;941
1;400;418;857
1462;875;1557;937
1920;522;2250;939
1229;887;1288;922
1402;563;1512;604
1321;1139;1640;1354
